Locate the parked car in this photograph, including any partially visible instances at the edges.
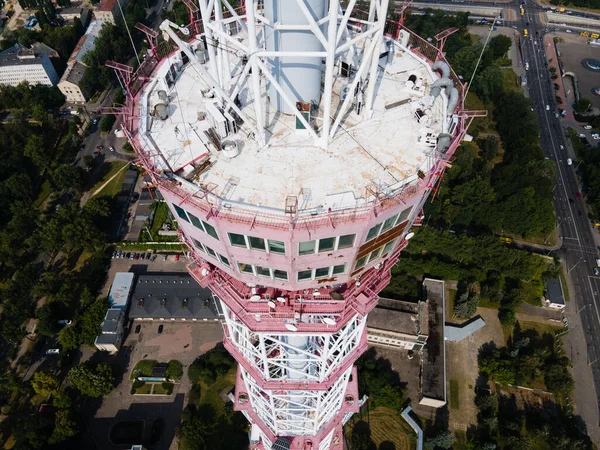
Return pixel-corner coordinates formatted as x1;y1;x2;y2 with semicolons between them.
140;253;145;260
134;253;140;260
111;251;116;258
129;252;134;260
163;254;168;261
146;252;152;260
135;324;141;334
158;325;164;334
151;255;157;262
93;118;98;125
125;252;131;259
96;145;103;151
57;320;72;326
577;192;583;199
594;267;600;276
46;349;60;355
584;125;593;130
109;146;115;152
567;158;573;165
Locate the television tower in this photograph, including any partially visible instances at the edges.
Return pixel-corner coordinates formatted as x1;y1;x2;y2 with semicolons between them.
108;1;481;448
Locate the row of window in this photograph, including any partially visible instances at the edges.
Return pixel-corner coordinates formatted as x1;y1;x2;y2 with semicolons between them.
365;207;413;242
192;238;231;267
298;264;346;281
229;233;286;254
238;263;289;281
355;240;396;270
174;204;220;240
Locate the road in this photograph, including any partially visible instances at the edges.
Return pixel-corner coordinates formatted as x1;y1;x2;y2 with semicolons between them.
503;0;600;440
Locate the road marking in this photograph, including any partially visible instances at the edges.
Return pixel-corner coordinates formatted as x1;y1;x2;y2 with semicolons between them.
587;277;600;331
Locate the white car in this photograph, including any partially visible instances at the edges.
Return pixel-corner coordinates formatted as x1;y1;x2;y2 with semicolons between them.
567;158;573;165
580;133;586;138
46;349;60;355
592;134;600;140
560;145;564;150
584;125;592;130
566;29;572;33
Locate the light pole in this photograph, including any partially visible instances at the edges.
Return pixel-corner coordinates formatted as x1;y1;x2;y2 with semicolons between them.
578;303;592;314
568;256;584;274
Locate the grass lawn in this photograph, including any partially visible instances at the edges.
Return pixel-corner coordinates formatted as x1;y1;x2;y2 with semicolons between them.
89;161;129;198
152;383;174;395
34;180;52;209
356;407;415;450
450;379;460;410
150;202;169;237
559;268;570;302
199;367;237;414
503;319;563;344
132;383;152;395
501;67;520;92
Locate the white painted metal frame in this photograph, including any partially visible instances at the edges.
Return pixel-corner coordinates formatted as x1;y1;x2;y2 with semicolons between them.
222;304;366;382
241;366;353;436
189;0;390;148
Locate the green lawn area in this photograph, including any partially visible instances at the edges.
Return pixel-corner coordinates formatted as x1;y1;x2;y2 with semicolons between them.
131;383;152;395
501;67;520;92
449;380;460;410
198;367;237;414
152;383;174;395
90;161;129;198
347;407;415;450
150;202;169;236
34;180;52;209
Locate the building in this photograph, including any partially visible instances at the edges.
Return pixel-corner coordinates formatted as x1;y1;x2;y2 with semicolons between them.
367;298;429;350
95;308;125;352
108;272;135;309
57;7;91;27
0;43;59;87
94;0;123;25
128;273;221;321
58;20;103;103
110;1;473;448
544;278;566;309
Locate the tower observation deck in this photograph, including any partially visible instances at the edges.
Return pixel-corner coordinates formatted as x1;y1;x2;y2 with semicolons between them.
108;1;481;448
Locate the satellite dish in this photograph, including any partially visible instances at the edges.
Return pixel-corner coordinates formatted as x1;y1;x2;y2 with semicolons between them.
267;301;276;308
313;290;320;296
323;318;336;326
285;323;298;332
276;297;286;303
250;295;261;302
405;232;415;240
329;291;344;300
201;268;210;276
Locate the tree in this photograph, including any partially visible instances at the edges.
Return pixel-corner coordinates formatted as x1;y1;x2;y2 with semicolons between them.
99;114;116;133
36;303;61;336
454;291;479;318
58;325;81;351
179;404;218;450
24;134;52;169
425;430;455;449
31;371;59;397
167;360;184;381
52;392;72;409
574;98;592;114
488;35;512;59
67;362;114;397
52;164;86;191
49;409;77;444
80;297;109;345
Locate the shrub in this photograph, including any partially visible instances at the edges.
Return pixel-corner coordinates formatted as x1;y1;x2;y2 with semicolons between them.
161;382;174;395
166;360;183;381
131;359;159;379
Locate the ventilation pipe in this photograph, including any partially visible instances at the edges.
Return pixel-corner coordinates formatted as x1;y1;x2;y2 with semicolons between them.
432;60;450;79
447;87;459;116
430;78;453;99
436;133;452;153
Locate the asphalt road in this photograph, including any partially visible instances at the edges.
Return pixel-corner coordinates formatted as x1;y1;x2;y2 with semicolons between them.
510;0;600;435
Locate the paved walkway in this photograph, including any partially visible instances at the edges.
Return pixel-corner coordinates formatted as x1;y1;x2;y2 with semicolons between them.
544;33;577;123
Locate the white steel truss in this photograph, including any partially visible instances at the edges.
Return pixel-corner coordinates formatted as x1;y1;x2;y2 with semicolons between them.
186;0;391;148
240;365;353;436
222;303;367;383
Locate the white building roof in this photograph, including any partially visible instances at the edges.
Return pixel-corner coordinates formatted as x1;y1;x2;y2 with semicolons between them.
137;35;448;213
108;272;135;308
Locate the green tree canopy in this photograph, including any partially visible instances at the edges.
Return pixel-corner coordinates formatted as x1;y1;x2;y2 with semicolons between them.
67;362;114;397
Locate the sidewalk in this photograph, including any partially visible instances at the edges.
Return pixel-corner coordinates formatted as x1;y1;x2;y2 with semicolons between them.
544;33;576;123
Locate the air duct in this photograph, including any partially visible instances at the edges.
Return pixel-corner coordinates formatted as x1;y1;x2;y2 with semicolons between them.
432;60;450;79
436;133;452;153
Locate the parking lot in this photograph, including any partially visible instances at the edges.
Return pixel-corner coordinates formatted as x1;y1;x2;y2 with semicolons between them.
556;34;600;109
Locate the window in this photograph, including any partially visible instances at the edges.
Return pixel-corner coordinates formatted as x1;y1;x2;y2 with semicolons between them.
299;234;357;255
369;247;383;262
315;267;330;278
238;263;254;274
268;239;285;254
273;270;288;280
173;204;189;222
249;236;266;251
318;237;335;252
299;241;316;255
256;266;271;277
192;238;205;251
227;234;286;255
337;234;355;249
228;232;246;247
365;223;382;242
397;206;413;224
202;221;219;240
218;253;230;267
298;270;312;281
188;211;204;230
380;214;398;233
205;246;217;257
332;264;346;275
355;256;367;270
382;240;395;255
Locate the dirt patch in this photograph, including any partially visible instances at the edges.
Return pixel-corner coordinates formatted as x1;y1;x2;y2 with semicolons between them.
446;307;505;431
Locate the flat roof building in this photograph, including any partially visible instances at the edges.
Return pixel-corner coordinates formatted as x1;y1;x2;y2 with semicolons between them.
544;278;566;309
367;298;429;351
108;272;135;309
0;43;59;87
95;308;125;353
94;0;125;25
128;273;221;321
